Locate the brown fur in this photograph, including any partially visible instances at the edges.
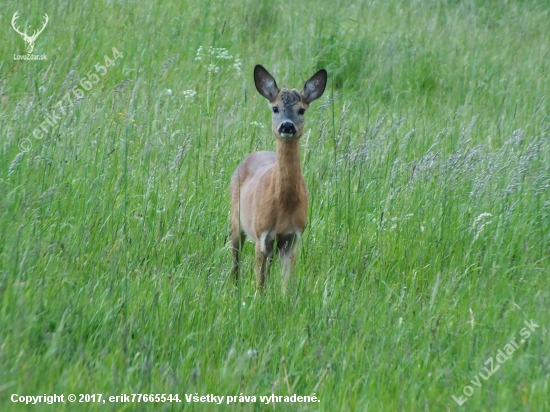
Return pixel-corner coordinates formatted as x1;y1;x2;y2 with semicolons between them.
230;65;326;292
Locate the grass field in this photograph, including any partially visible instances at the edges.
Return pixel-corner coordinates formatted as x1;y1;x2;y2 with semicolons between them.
1;0;549;410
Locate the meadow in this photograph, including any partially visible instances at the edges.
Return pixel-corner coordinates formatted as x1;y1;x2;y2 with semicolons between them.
1;0;549;410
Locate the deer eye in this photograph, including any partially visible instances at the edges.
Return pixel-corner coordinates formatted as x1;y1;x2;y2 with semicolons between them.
298;108;305;115
272;107;279;113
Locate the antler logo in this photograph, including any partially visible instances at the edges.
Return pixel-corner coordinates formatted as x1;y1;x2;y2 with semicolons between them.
11;11;49;55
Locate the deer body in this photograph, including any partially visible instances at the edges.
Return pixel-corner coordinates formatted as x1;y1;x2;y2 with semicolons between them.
230;65;327;291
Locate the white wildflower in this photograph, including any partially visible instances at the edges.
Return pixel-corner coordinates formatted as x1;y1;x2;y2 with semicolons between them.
209;47;233;60
183;90;197;100
234;58;242;73
166;89;172;96
250;121;264;129
195;46;203;61
206;64;219;74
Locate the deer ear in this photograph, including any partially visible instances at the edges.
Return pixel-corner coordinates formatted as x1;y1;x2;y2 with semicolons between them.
254;65;279;102
302;69;327;104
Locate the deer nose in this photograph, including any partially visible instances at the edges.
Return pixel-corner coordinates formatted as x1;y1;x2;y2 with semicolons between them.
278;122;296;136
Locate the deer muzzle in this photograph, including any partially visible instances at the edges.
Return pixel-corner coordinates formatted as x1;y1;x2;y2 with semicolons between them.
278;121;297;139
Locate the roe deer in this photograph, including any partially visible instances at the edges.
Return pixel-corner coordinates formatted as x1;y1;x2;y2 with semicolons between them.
230;65;327;292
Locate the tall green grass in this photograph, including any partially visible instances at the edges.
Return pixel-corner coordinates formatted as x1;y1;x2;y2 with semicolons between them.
1;0;549;410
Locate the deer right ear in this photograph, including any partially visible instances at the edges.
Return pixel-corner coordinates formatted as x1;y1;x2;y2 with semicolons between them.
254;65;279;102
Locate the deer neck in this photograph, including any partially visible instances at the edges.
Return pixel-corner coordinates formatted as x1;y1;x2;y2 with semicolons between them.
272;138;302;205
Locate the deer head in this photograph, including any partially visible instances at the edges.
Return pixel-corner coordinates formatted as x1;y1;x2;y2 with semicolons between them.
254;65;327;142
12;12;49;55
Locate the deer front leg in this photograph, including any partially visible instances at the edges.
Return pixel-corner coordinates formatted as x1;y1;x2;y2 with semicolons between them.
280;251;296;294
255;232;274;290
278;233;300;294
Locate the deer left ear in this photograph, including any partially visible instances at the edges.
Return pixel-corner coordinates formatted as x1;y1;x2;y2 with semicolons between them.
302;69;327;104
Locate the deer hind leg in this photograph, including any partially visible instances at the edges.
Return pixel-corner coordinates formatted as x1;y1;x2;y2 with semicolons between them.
231;227;246;283
255;232;274;290
277;233;300;293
